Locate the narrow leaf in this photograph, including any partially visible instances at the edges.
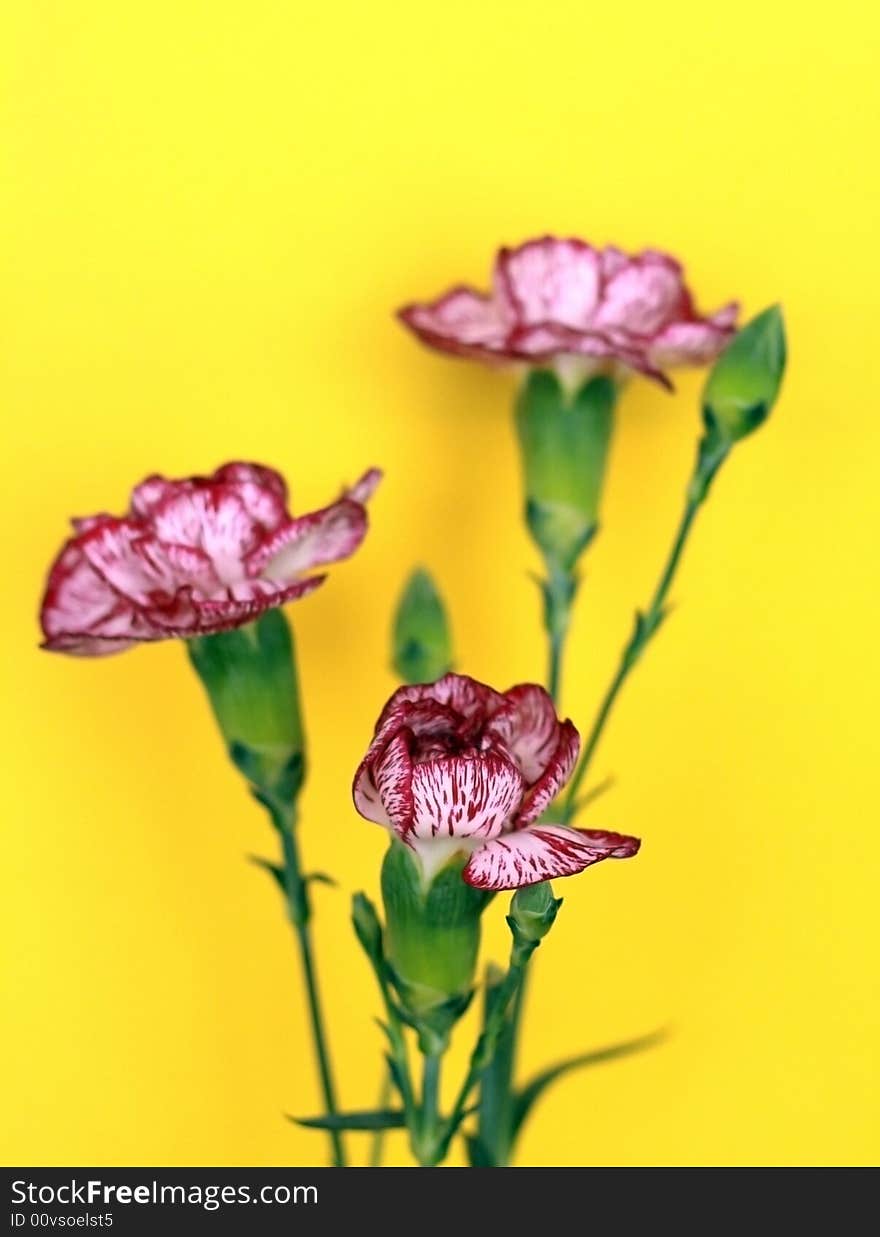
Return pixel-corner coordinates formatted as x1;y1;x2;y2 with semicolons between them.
248;854;285;894
305;871;337;887
512;1029;667;1138
288;1109;407;1132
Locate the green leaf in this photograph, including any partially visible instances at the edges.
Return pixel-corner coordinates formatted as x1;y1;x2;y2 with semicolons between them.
351;892;384;966
392;568;453;684
305;871;337;887
289;1109;406;1132
248;854;285;894
249;858;335;897
512;1029;667;1140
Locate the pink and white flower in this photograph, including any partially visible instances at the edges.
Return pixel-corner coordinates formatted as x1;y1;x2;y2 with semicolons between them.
353;673;639;890
398;235;737;388
40;462;382;656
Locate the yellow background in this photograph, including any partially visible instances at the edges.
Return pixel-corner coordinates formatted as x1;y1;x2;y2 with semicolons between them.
2;2;878;1167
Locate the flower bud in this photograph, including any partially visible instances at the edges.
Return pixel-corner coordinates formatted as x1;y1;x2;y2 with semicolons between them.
515;370;616;573
187;608;305;803
702;305;786;443
380;840;488;1029
508;881;562;948
392;569;452;685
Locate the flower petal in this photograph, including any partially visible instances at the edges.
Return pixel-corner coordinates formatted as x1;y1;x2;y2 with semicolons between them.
346;467;383;505
398;286;511;358
150;487;262;585
366;700;467;768
39;540;154;652
212;461;288;501
505;321;668;384
78;519;219;606
593;251;687;335
514;720;580;827
409;754;524;841
495;237;601;329
376;673;506;734
190;575;325;634
41;632;142;656
129;474;178;519
250;497;368;581
353;731;414;833
463;824;640;890
647;307;738;368
488;684;565;783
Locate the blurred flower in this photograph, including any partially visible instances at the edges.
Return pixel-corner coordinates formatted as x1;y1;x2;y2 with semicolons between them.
354;672;639;890
398;235;737;388
40;462;381;656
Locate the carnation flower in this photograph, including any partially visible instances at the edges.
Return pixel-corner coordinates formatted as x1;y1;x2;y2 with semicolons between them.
399;235;736;388
40;462;381;655
354;673;639;890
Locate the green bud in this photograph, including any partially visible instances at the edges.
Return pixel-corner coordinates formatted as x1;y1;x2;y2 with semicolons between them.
392;569;453;684
351;892;384;966
515;370;616;574
702;305;786;443
508;881;562;948
187;608;305;803
380;840;489;1029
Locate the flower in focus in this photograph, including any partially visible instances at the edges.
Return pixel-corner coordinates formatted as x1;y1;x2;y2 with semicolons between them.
398;235;737;388
353;672;639;890
40;462;381;656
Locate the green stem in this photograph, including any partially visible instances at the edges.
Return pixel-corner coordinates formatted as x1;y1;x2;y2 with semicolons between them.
368;1069;393;1168
547;632;564;706
541;560;580;709
415;1052;443;1166
477;554;576;1163
474;960;531;1166
278;812;346;1168
562;436;729;820
440;947;532;1163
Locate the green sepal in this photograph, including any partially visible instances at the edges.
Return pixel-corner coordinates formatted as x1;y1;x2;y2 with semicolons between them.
187;609;306;802
290;1109;407;1132
702;305;786;444
380;840;489;1037
515;370;616;574
393;569;453;684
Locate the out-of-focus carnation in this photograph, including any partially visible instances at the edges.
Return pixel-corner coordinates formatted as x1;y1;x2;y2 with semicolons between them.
399;235;737;388
40;462;381;655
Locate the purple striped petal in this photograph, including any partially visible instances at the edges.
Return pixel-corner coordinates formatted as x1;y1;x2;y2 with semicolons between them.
463;825;640;890
489;683;566;783
249;498;368;581
408;753;524;841
514;720;580;827
352;731;414;833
